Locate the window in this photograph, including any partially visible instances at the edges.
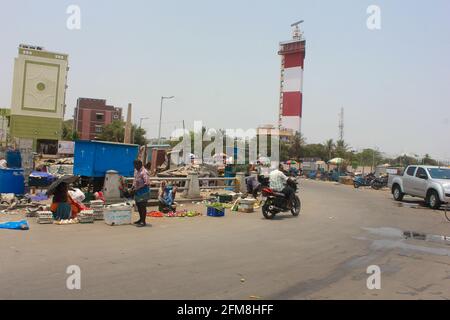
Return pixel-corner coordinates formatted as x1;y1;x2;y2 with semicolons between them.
96;113;104;121
427;168;450;179
406;166;417;176
415;167;427;179
95;125;103;133
113;114;119;120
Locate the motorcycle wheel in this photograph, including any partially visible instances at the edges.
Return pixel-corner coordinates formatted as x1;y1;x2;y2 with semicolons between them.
354;182;360;188
262;201;276;220
291;196;301;216
371;183;381;190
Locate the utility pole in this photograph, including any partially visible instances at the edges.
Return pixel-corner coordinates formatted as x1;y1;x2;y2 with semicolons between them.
158;96;174;145
338;107;344;142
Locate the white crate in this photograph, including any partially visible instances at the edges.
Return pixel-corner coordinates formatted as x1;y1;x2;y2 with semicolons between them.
104;206;132;226
37;211;53;224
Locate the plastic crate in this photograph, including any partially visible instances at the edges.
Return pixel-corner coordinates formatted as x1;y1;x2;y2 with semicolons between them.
207;206;225;217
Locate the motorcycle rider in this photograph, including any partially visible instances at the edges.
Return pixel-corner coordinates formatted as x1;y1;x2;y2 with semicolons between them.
269;164;295;209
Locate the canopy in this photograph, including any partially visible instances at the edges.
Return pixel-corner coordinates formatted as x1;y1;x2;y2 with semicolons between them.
328;158;344;165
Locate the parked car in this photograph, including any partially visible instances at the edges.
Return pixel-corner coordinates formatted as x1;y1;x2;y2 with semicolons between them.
388;165;450;209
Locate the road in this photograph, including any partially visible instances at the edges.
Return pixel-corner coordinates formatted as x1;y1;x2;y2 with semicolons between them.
1;179;450;300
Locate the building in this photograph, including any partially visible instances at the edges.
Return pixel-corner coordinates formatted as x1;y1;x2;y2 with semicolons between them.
9;44;69;153
257;124;293;142
74;98;122;140
278;21;306;135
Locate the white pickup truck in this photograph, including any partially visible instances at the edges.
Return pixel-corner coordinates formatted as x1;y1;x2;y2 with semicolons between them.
388;165;450;209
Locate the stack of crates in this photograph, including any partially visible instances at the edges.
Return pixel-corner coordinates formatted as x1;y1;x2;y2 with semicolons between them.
37;211;53;224
79;210;95;224
90;200;104;220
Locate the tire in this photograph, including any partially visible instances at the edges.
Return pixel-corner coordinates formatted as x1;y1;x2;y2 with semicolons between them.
291;196;301;216
354;182;360;189
427;190;441;210
262;201;275;220
392;185;404;201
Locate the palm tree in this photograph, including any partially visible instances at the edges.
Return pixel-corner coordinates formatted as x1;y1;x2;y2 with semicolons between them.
324;139;335;161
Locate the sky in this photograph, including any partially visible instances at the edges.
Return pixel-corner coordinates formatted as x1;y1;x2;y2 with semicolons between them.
0;0;449;160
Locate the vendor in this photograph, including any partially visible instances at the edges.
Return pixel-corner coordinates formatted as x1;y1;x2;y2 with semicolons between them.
50;182;82;221
158;181;177;213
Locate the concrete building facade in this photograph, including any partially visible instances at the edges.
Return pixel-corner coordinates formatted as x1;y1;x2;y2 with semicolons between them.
9;44;69;152
74;98;122;140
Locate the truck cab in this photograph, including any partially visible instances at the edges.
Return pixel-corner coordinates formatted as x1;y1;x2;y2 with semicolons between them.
388;165;450;209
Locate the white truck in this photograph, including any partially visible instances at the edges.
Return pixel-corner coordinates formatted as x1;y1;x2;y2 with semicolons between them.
388;165;450;209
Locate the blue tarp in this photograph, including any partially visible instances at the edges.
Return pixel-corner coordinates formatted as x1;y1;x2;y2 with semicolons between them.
0;220;29;230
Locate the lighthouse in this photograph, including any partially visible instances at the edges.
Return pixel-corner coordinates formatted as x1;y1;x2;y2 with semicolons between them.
278;21;306;136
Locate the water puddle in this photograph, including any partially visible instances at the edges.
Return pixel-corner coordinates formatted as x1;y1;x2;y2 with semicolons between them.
359;227;450;256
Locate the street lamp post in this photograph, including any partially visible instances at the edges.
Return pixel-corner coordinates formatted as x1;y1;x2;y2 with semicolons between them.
158;96;175;145
139;117;149;129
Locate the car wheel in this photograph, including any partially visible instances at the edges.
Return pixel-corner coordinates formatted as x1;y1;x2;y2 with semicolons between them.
428;190;441;210
393;185;404;201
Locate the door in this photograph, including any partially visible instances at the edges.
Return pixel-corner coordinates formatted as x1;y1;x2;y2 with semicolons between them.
413;167;429;198
403;166;417;194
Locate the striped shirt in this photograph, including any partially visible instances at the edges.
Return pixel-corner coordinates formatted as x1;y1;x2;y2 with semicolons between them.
133;167;149;190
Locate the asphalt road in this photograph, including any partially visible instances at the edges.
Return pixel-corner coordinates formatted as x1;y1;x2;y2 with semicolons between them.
1;179;450;300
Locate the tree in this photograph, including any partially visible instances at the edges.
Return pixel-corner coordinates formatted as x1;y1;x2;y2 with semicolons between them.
61;119;79;141
288;134;306;159
98;120;147;146
422;154;438;166
324;139;335;162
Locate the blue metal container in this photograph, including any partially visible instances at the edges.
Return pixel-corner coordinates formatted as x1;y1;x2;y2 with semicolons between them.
74;141;139;177
0;168;25;195
6;150;22;168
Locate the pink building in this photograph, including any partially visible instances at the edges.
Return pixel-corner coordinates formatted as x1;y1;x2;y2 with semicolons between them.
74;98;122;140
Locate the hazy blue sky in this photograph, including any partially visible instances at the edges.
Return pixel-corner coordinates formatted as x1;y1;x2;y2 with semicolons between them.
0;0;449;159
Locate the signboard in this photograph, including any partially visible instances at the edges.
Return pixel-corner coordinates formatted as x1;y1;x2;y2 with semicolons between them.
58;141;75;155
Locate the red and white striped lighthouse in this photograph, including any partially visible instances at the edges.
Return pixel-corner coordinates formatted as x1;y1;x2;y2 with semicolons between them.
278;21;306;135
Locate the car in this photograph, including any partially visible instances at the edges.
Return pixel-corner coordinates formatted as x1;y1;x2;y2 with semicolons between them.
388;165;450;209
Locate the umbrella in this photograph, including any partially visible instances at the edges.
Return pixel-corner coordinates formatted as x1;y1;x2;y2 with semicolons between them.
46;175;79;196
286;160;298;165
328;158;344;165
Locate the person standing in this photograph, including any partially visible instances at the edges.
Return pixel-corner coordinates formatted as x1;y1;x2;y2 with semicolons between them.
132;160;150;227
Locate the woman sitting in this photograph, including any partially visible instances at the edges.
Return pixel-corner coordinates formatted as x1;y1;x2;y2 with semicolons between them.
158;181;177;213
50;182;82;221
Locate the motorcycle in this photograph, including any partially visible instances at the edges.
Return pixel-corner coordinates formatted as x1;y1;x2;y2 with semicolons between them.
261;178;301;219
353;173;375;188
370;175;388;190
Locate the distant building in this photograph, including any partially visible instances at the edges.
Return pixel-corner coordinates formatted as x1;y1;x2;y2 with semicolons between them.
257;124;293;142
9;44;69;153
74;98;122;140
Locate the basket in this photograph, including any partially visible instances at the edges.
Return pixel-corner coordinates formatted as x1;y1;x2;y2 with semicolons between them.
207;206;225;217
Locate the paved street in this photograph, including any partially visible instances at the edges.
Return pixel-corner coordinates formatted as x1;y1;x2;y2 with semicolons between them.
1;179;450;300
